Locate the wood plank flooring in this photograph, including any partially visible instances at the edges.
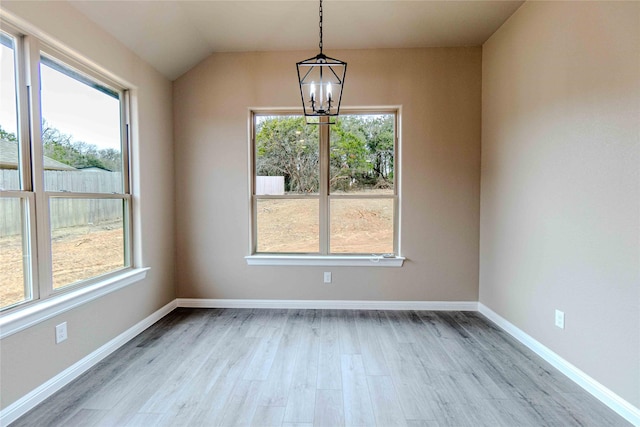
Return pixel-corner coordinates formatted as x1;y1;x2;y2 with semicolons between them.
12;308;630;426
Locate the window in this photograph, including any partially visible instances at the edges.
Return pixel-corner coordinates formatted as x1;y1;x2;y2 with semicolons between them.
250;111;400;262
0;25;132;312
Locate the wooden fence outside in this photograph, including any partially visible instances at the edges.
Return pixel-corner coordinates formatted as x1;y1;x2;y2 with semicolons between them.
0;170;123;236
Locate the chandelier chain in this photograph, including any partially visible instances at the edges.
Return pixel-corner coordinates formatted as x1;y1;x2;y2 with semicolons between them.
319;0;323;54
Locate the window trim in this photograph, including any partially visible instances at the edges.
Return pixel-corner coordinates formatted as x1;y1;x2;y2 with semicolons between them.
248;108;403;265
0;18;140;315
245;254;405;267
0;267;149;339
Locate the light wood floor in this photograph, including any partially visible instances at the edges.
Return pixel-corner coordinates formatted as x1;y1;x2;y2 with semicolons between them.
13;308;629;426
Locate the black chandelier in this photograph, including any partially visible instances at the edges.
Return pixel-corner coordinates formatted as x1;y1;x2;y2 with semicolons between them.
296;0;347;125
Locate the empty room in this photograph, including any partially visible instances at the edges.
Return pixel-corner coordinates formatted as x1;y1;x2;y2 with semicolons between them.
0;1;638;426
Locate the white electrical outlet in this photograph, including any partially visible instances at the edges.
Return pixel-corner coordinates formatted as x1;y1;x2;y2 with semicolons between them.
323;272;332;283
555;310;565;329
55;322;68;343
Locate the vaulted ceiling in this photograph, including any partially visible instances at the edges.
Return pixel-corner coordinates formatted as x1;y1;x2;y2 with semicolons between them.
68;1;524;80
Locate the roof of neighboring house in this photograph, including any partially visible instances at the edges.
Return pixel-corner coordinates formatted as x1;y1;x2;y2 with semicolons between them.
0;139;77;171
77;166;112;172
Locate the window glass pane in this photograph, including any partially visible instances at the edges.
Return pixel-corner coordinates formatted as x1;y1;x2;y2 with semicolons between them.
40;55;123;193
330;198;394;254
330;114;395;195
256;198;319;253
255;115;319;195
0;197;30;309
50;198;126;289
0;33;21;191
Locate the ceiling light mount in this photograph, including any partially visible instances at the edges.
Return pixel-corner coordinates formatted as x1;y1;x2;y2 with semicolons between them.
296;0;347;125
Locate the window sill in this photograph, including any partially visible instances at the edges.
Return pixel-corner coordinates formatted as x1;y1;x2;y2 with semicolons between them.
245;255;405;267
0;268;149;339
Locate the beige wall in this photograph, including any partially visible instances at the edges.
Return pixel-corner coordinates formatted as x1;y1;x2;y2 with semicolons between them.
480;1;640;407
2;0;636;416
174;48;481;302
0;2;176;409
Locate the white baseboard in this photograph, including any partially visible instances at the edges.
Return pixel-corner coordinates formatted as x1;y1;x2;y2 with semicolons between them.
0;300;177;426
4;298;637;427
478;303;640;427
176;298;478;311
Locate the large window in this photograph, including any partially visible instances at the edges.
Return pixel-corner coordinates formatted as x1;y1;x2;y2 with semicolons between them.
251;112;398;256
0;25;131;312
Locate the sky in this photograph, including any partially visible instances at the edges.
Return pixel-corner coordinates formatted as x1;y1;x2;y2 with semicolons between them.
1;40;121;151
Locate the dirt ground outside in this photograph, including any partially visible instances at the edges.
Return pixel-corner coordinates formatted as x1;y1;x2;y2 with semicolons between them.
1;223;124;309
257;197;394;254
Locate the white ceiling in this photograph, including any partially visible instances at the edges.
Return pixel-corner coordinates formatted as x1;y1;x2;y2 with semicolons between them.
68;1;524;80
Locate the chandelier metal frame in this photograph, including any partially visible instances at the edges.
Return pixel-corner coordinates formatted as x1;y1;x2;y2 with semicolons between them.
296;0;347;125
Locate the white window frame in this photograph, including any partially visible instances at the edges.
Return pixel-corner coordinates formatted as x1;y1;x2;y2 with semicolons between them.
246;108;404;267
0;19;147;336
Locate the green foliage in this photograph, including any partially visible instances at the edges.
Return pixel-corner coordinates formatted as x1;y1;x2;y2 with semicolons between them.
256;114;394;193
256;116;319;193
40;120;122;171
329;118;368;191
341;115;393;180
363;116;394;183
0;121;122;171
0;127;17;142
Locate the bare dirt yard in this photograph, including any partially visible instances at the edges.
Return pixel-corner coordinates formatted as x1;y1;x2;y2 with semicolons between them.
1;224;123;309
257;197;394;253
